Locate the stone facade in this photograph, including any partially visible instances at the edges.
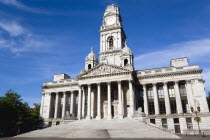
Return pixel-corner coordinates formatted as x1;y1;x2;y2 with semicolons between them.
40;4;210;134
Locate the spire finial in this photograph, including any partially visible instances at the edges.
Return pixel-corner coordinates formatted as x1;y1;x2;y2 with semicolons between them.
125;41;128;47
91;47;94;53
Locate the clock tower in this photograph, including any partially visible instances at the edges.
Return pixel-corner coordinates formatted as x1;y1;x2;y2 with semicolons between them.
99;4;133;70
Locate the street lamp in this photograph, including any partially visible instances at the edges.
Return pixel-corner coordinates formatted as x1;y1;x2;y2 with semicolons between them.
190;106;201;137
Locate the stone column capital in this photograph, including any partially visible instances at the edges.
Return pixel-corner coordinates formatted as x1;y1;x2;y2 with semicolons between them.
142;84;147;88
117;80;122;84
96;82;101;86
87;84;91;87
107;81;111;85
129;79;133;83
163;81;168;85
186;79;192;84
174;80;179;84
198;79;205;83
152;82;157;86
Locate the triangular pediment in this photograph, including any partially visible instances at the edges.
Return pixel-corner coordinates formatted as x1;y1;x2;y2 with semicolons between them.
78;63;131;78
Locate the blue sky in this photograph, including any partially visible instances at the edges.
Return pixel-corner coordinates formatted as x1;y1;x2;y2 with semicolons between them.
0;0;210;107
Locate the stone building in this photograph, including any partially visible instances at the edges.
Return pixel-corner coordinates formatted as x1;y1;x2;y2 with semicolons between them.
40;4;210;134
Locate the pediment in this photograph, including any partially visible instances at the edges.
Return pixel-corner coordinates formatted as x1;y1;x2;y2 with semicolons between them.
78;63;131;78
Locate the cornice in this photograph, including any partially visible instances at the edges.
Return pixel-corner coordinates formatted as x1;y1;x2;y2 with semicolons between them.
42;83;78;89
137;69;202;79
78;71;132;80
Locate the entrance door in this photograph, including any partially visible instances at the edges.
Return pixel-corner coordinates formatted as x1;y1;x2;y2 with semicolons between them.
174;125;181;133
111;105;114;117
174;118;181;133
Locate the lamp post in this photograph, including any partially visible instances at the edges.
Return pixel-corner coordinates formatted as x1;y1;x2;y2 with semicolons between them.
190;106;201;137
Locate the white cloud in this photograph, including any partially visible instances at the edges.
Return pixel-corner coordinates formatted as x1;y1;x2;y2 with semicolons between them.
0;21;25;36
135;39;210;70
202;69;210;92
134;38;210;93
0;20;52;54
0;0;51;14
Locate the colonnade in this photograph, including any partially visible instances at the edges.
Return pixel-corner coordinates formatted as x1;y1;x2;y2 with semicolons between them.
143;80;193;116
79;80;134;120
41;80;135;120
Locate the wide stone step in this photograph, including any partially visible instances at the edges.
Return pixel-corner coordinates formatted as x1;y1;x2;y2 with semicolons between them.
16;119;180;139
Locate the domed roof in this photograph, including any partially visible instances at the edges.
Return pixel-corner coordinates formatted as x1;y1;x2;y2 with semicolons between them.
122;42;132;54
86;48;97;61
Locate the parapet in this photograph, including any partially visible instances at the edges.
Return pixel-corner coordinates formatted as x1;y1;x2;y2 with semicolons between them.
170;58;189;67
54;73;70;81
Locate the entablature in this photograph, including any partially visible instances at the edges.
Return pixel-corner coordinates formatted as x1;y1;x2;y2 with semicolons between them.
136;65;202;79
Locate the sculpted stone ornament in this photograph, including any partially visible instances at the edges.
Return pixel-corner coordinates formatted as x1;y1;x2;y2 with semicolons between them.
64;111;77;120
79;63;130;78
132;107;146;122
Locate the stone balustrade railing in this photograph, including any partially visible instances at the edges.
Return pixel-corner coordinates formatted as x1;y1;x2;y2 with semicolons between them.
137;65;200;76
43;79;78;86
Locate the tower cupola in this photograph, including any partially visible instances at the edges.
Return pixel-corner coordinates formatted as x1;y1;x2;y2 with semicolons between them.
85;48;98;70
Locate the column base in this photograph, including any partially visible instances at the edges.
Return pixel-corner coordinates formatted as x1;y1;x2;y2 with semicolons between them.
118;115;123;119
86;116;91;120
107;115;112;120
96;115;101;120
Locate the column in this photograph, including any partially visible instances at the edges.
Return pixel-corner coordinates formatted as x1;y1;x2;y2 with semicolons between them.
77;86;82;119
91;89;95;118
54;92;59;118
47;93;52;119
86;84;91;120
118;81;123;119
129;80;135;117
153;83;160;115
163;82;171;115
62;92;67;118
186;80;195;112
174;81;183;114
96;83;101;119
40;93;45;116
70;91;74;116
82;87;85;118
107;82;112;119
143;84;148;115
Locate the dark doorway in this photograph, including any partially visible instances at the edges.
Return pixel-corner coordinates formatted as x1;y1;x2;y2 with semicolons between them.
174;118;181;133
88;64;91;70
150;119;156;124
111;105;114;117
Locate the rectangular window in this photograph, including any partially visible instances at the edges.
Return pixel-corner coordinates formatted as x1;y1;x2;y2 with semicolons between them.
149;102;155;115
68;95;71;104
159;101;166;114
76;94;78;104
147;87;154;99
179;84;187;96
169;85;175;97
158;86;164;98
174;118;179;124
186;118;193;130
170;100;177;114
182;99;188;113
162;118;168;128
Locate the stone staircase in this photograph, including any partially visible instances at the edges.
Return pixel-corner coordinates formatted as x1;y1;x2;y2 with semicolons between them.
16;118;181;139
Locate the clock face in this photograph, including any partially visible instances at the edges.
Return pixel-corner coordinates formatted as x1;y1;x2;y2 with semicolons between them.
106;16;116;25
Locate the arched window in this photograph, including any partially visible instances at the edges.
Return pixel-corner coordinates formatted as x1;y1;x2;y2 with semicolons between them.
88;64;91;70
124;59;128;66
108;36;114;50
